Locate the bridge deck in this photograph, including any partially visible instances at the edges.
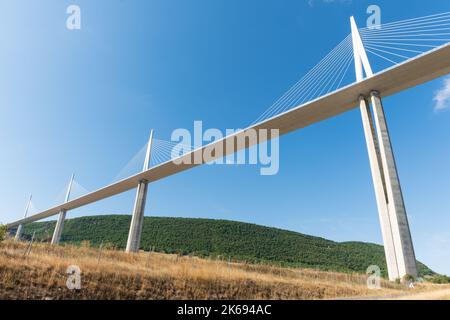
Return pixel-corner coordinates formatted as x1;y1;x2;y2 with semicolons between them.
7;43;450;229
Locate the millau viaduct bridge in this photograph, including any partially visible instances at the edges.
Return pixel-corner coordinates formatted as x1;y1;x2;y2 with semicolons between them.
6;14;450;281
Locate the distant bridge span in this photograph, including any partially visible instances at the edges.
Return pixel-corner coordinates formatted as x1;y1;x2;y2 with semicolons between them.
7;43;450;229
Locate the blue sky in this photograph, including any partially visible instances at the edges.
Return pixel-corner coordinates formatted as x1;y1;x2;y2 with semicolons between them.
1;0;450;274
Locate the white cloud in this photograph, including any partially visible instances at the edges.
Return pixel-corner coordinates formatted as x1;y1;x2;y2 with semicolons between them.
434;76;450;111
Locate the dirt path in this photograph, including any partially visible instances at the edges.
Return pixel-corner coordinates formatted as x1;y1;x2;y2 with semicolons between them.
340;286;450;300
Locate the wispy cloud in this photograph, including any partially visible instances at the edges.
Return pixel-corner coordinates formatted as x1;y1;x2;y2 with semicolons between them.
433;76;450;111
308;0;352;7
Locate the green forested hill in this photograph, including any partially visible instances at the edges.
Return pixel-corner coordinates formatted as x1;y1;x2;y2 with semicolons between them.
22;215;433;277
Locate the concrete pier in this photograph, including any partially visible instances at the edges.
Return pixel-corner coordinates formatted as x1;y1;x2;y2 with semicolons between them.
51;210;67;245
126;180;149;252
359;96;400;281
126;130;153;253
51;174;74;245
370;91;418;278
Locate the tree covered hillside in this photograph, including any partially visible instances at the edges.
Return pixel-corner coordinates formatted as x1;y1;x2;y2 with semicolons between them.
22;215;433;277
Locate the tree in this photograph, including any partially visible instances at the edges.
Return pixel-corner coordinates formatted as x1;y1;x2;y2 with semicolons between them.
0;224;7;241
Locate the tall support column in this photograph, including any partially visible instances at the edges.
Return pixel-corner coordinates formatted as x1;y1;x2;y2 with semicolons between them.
126;181;149;253
126;130;154;253
51;173;74;245
351;16;416;280
359;96;400;280
15;194;32;242
51;210;67;245
370;91;418;278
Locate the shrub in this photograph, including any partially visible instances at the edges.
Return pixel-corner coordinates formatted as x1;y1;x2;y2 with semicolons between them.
102;242;115;250
402;274;416;284
429;275;450;284
80;240;91;248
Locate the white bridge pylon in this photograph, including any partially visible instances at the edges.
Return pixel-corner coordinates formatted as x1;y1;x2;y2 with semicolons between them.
126;130;154;253
351;17;417;280
51;173;75;245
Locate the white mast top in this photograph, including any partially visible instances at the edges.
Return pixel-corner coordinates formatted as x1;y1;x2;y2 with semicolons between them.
143;130;154;171
350;16;374;82
65;173;75;203
23;194;32;218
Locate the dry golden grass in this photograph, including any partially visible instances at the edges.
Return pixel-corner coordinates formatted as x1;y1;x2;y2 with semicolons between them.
0;240;444;300
391;288;450;300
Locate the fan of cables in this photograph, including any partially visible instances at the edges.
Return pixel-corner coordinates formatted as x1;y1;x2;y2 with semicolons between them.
110;138;196;182
360;11;450;68
149;138;196;167
251;33;355;125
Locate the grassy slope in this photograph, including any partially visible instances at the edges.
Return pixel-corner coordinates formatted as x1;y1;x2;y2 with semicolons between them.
1;241;413;300
22;215;433;277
